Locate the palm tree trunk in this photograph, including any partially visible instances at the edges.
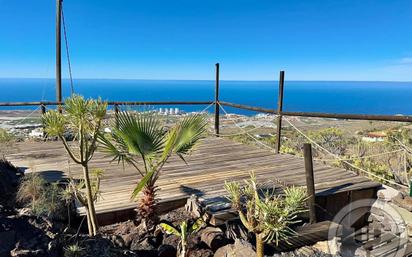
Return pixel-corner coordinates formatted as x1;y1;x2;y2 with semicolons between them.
256;234;264;257
139;185;156;228
83;164;99;235
84;206;92;236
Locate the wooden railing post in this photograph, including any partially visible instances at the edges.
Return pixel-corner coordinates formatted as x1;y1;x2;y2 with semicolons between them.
275;71;285;154
56;0;62;111
41;103;46;138
214;63;220;136
114;104;119;127
40;103;46;115
303;143;317;224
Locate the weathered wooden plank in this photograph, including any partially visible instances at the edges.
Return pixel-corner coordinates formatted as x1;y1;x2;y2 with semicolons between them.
6;136;381;222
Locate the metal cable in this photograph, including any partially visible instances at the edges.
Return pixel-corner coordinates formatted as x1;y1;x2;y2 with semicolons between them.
61;3;75;95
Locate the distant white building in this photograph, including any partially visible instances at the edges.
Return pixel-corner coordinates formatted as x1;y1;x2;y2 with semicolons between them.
362;131;386;143
29;128;43;138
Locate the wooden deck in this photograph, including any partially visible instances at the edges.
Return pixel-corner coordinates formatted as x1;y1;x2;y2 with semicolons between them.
6;137;381;224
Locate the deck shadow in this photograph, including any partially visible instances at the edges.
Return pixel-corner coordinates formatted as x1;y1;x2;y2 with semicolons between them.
179;185;205;197
317;183;354;196
34;170;65;182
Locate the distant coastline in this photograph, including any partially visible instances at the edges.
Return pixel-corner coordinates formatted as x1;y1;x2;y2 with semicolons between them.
1;78;411;116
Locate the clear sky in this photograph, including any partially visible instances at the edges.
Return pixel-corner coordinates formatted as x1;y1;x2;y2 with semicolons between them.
1;0;411;81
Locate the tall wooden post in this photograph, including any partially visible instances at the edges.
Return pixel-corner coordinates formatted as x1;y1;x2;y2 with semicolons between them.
41;104;46;138
303;143;317;224
114;104;119;128
275;71;285;154
214;63;220;136
40;104;46;115
56;0;62;106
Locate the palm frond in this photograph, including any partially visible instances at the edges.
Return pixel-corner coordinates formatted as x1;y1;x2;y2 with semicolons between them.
170;114;208;160
97;132;132;164
115;111;165;159
131;170;154;200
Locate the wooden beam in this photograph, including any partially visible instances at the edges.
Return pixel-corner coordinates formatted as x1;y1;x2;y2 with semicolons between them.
219;101;412;123
215;63;220;136
275;71;285;154
56;0;62;105
0;101;213;107
303;143;317;224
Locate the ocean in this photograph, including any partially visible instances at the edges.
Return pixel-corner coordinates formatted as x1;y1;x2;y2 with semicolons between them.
1;78;411;116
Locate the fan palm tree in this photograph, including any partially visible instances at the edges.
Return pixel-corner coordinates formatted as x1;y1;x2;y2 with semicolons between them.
98;111;208;228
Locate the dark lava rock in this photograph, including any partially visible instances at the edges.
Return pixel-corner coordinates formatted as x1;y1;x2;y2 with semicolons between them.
189;248;214;257
0;230;16;257
158;244;176;257
214;239;255;257
0;158;21;207
163;234;181;248
0;209;64;257
130;236;157;251
200;227;228;252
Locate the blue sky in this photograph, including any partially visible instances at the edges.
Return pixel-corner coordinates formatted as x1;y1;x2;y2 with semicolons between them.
0;0;412;81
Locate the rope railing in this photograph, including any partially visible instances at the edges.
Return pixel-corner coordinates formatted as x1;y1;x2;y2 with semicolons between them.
213;102;409;188
9;106;42;127
218;103;277;152
282;116;408;188
313;149;405;162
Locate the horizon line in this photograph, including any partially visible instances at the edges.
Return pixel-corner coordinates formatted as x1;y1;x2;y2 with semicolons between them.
1;77;412;83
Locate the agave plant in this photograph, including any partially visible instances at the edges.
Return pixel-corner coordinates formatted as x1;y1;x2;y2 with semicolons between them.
225;173;307;257
42;94;107;236
160;218;205;257
98;111;208;228
64;243;85;257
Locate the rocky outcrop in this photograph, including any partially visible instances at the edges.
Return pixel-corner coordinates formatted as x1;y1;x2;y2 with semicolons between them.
200;227;228;252
214;239;255;257
0;158;21;207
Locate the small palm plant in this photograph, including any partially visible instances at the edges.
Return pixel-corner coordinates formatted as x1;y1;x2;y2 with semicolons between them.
42;94;107;236
98;111;207;229
160;218;205;257
224;173;307;257
64;243;85;257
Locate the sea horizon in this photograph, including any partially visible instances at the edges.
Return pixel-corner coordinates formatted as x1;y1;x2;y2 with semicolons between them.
1;78;412;116
1;77;412;83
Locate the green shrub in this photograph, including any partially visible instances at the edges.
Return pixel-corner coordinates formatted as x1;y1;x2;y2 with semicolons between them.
0;128;14;143
17;173;66;220
160;218;205;257
225;173;307;257
16;173;45;206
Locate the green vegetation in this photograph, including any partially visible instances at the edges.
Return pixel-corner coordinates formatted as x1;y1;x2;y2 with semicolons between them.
160;218;205;257
64;168;103;227
42;94;107;236
16;173;66;220
0;128;14;143
230;126;412;191
225;173;306;257
99;111;207;229
64;243;85;257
